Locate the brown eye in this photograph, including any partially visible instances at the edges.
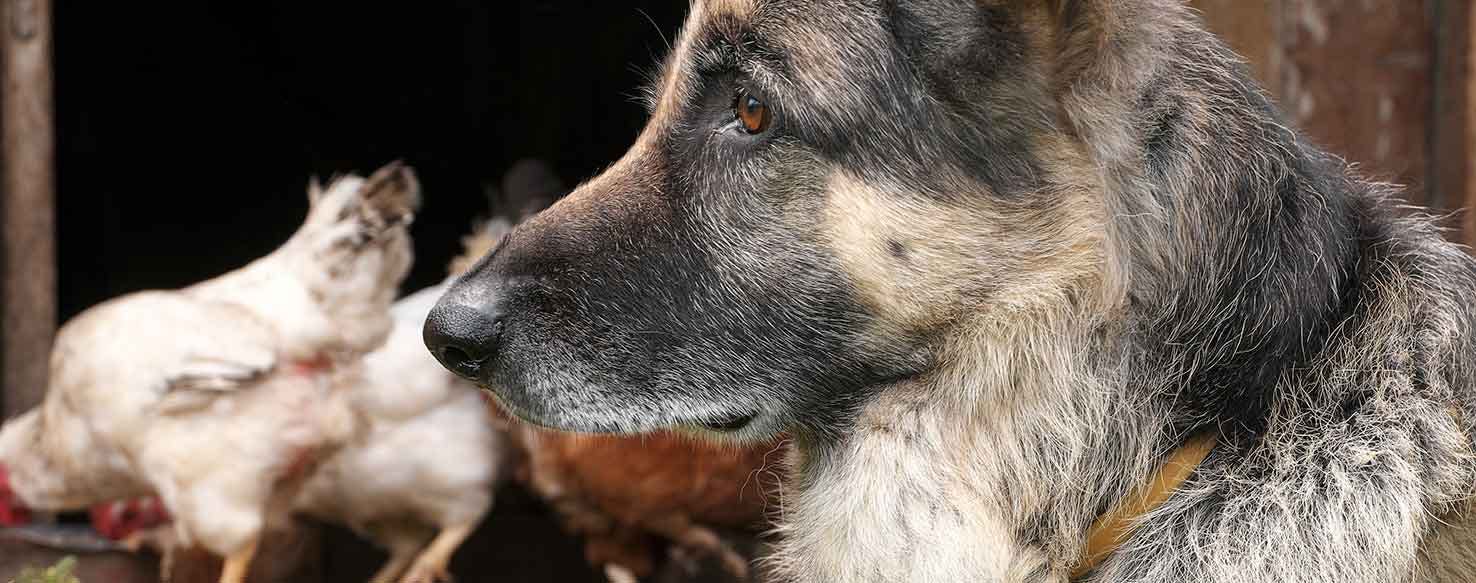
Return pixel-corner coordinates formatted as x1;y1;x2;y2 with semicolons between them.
734;91;771;135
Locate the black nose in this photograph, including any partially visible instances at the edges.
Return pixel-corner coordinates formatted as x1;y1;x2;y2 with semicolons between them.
424;299;505;381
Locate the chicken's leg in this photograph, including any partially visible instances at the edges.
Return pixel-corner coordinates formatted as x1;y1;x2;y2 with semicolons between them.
371;551;419;583
219;537;259;583
401;523;476;583
120;526;179;583
370;535;429;583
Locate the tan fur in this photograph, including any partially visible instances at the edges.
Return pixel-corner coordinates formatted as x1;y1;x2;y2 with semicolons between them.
704;0;755;18
820;147;1107;340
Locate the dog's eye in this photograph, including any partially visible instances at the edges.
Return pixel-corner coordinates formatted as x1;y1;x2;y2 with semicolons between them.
734;91;771;135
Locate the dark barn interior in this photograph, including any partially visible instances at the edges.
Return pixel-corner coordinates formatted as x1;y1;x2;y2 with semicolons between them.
43;2;688;581
55;1;685;322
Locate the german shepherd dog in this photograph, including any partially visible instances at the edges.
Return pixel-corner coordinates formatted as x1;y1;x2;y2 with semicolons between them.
426;0;1476;580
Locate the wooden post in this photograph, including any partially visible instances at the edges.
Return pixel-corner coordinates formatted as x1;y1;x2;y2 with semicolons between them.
1431;0;1473;232
1464;0;1476;247
1;0;56;417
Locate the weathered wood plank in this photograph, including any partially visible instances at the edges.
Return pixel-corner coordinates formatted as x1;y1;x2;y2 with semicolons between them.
1195;1;1437;207
1430;0;1472;222
1277;0;1434;203
1460;0;1476;246
1;0;56;417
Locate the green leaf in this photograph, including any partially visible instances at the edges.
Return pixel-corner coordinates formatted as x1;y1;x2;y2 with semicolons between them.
11;557;81;583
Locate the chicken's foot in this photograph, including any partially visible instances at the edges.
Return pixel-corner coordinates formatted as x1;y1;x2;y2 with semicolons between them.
401;523;476;583
218;537;259;583
119;526;178;583
370;536;428;583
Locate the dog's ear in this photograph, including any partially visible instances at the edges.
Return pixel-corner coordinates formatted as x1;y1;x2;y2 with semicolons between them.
887;0;1008;77
1042;0;1114;89
888;0;1111;80
1042;0;1085;19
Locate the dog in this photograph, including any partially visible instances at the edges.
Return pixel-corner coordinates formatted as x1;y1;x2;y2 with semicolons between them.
425;0;1476;580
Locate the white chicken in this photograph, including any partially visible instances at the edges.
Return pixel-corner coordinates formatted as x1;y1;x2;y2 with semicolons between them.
289;162;554;583
0;162;419;583
294;267;510;583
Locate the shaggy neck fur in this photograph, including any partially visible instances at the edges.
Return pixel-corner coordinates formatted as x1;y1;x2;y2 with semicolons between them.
770;298;1174;581
767;2;1476;582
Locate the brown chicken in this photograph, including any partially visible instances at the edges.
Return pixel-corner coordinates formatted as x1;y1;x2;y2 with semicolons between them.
0;162;418;583
514;429;784;582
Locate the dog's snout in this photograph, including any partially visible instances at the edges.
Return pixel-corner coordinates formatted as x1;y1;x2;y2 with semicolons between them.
424;296;505;381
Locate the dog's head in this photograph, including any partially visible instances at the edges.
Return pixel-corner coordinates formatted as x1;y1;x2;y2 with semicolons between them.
428;0;1135;440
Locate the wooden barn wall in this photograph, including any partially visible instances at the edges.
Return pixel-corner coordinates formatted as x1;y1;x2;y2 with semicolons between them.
1192;0;1473;224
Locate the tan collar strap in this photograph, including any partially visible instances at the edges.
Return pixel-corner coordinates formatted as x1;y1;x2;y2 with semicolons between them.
1071;433;1217;579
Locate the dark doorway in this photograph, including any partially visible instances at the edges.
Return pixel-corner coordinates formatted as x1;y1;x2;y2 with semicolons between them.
55;1;686;320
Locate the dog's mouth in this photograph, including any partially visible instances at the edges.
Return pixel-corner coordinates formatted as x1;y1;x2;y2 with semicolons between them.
697;412;757;433
482;383;758;435
477;368;775;439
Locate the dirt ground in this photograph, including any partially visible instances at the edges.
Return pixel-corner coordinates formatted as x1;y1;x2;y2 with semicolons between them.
0;486;600;583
